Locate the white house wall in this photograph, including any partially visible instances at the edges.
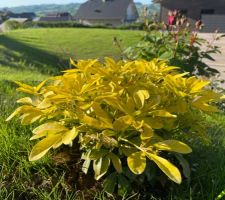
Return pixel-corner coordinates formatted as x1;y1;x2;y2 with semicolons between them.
126;2;138;21
202;15;225;32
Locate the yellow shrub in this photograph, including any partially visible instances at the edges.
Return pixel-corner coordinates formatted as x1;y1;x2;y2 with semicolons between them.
7;58;221;186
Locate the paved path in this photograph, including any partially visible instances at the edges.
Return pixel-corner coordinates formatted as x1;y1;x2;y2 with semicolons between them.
199;33;225;85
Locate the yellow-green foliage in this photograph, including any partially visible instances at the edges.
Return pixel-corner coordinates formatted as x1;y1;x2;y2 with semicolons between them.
7;58;221;185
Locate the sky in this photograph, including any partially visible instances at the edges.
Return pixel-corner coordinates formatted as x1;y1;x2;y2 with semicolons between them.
0;0;152;8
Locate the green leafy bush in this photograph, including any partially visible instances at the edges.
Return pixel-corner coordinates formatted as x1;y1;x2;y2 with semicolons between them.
25;21;145;30
124;23;222;77
7;58;221;196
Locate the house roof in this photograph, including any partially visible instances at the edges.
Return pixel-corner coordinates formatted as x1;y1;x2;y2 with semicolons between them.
75;0;137;20
46;12;72;17
8;12;36;19
39;12;72;21
8;18;29;23
39;16;71;21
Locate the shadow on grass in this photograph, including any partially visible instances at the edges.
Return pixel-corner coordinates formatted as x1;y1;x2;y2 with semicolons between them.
0;34;68;74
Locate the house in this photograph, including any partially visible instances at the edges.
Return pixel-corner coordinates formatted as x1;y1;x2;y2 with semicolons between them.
39;12;72;22
7;18;29;23
0;11;36;21
75;0;139;26
0;10;11;21
0;18;29;32
8;12;36;20
0;11;35;32
155;0;225;32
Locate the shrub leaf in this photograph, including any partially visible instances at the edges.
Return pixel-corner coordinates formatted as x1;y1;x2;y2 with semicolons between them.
147;153;182;184
127;151;146;175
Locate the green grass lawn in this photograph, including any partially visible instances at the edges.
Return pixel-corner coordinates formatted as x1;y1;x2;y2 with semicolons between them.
0;28;142;77
0;28;142;199
0;28;225;200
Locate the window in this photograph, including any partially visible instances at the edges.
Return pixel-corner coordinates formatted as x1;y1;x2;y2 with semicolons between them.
201;9;215;15
180;9;188;15
94;9;102;13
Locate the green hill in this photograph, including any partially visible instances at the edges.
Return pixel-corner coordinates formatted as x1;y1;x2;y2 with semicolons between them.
136;2;160;15
1;2;160;17
2;3;81;16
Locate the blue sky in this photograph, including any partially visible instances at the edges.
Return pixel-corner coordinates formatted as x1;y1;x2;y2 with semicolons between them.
0;0;152;8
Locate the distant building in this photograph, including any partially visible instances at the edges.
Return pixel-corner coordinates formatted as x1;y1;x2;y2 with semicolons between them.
155;0;225;32
0;11;36;21
39;12;72;22
0;18;29;32
7;18;29;23
0;11;36;32
0;10;11;22
8;12;36;20
75;0;139;26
